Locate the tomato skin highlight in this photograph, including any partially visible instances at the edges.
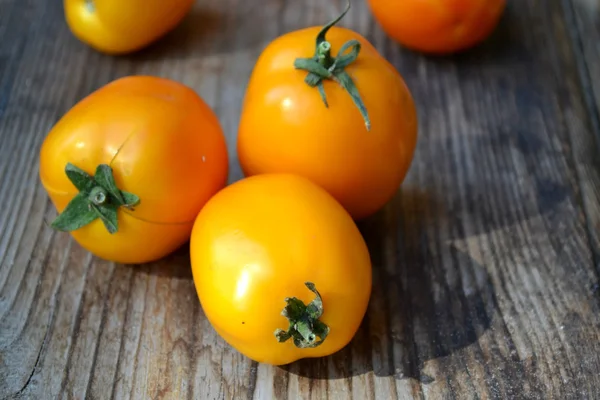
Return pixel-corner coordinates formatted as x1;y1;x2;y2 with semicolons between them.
237;24;418;220
63;0;194;54
190;174;373;365
367;0;506;54
39;76;229;264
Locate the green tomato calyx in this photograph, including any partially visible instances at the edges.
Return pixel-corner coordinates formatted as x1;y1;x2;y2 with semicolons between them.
293;0;371;131
274;282;330;349
50;163;140;235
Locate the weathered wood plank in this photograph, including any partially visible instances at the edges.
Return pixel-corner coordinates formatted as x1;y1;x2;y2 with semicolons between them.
562;0;600;273
565;0;600;119
1;0;600;399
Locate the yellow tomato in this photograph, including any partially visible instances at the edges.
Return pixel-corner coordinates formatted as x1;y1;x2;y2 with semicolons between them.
190;174;372;365
64;0;194;54
39;76;229;264
237;2;418;220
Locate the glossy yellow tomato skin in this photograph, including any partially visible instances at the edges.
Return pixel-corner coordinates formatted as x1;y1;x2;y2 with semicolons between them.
190;174;372;365
367;0;506;54
39;76;229;264
237;26;418;220
64;0;194;54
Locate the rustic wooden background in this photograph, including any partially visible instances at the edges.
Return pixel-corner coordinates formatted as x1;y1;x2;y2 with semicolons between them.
1;0;600;399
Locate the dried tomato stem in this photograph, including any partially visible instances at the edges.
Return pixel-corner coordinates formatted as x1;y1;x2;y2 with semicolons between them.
274;282;330;349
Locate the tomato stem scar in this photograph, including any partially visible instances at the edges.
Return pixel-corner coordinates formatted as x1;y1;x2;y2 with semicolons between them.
89;187;108;205
293;0;371;131
274;282;330;349
50;163;140;235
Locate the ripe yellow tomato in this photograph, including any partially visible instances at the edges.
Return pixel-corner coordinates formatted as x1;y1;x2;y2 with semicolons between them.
39;76;229;264
64;0;194;54
367;0;506;54
190;174;372;365
237;3;418;220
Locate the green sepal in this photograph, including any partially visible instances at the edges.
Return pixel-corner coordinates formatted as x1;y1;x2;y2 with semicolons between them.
304;72;323;87
94;164;126;205
51;192;98;232
274;282;330;349
303;72;329;108
91;203;118;234
334;70;371;131
121;191;140;208
49;162;140;235
294;58;332;79
65;163;95;192
317;83;329;108
330;39;361;70
304;282;324;318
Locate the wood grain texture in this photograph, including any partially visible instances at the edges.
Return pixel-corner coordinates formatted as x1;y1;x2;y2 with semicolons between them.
562;0;600;272
1;0;600;399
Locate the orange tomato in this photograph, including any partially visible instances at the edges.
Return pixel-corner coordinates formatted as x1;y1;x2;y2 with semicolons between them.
64;0;194;54
190;174;372;365
237;3;418;220
39;76;228;264
367;0;506;54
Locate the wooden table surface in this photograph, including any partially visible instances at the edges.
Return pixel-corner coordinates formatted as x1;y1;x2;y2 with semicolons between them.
1;0;600;399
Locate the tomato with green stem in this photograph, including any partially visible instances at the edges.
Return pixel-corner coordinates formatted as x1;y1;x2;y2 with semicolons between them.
237;1;418;220
190;174;373;365
39;75;229;264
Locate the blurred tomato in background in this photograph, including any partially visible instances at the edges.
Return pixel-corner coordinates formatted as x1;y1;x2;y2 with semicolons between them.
367;0;506;54
64;0;194;54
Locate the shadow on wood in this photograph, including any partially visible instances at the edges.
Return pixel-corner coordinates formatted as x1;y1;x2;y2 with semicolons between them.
120;6;267;63
281;188;499;381
412;5;530;66
129;244;194;280
116;8;225;63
